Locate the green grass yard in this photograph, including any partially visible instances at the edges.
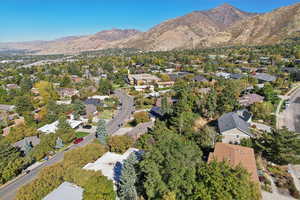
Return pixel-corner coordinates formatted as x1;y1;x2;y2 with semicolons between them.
75;131;89;138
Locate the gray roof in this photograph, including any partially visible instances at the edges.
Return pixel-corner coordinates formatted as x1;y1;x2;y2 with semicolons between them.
230;73;244;79
218;112;252;136
193;75;208;82
0;104;15;112
13;136;40;152
43;182;83;200
253;73;276;82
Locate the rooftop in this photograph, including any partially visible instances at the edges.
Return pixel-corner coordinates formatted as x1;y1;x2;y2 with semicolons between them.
218;112;251;136
253;73;276;82
0;104;15;112
208;143;259;183
42;182;83;200
83;148;140;182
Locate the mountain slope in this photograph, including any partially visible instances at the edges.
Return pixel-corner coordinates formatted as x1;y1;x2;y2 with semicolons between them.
0;29;141;54
116;4;256;51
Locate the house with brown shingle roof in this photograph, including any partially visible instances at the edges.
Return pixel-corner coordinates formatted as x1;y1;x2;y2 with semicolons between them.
239;93;264;107
208;143;259;183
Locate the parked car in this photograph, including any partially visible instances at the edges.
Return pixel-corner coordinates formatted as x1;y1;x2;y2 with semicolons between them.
74;138;84;144
82;124;92;129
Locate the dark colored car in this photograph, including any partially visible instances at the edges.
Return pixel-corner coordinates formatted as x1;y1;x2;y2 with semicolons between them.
74;138;84;144
82;124;92;129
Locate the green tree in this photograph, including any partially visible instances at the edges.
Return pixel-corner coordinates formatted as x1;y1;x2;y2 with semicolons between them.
73;99;86;119
96;119;108;145
133;112;150;125
83;175;116;200
15;95;34;114
161;96;172;116
98;79;113;95
118;153;139;200
251;102;274;121
107;135;134;154
56;116;76;143
193;161;261;200
254;128;300;165
20;77;33;92
139;131;202;199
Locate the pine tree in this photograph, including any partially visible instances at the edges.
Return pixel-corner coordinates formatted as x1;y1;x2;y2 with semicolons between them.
96;119;108;145
23;140;33;155
161;96;172;116
118;153;138;200
55;137;64;149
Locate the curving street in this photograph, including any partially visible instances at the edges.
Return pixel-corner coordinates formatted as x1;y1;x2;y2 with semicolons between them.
278;88;300;133
0;89;134;200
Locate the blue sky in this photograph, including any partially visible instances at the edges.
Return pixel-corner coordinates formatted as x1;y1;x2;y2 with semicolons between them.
0;0;299;42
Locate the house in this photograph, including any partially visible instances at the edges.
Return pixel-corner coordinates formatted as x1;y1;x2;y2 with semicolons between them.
0;104;15;112
6;84;20;90
134;85;154;92
13;136;40;152
84;98;102;106
216;72;231;79
31;87;40;95
167;72;191;81
156;81;174;89
38;119;82;134
150;106;164;118
43;182;83;200
90;95;109;100
83;148;140;182
56;100;72;105
253;73;276;83
236;109;253;123
3;117;25;136
230;73;244;80
208;143;259;184
71;75;82;83
218;112;252;144
193;75;208;82
239;94;264;107
58;88;79;98
128;74;160;85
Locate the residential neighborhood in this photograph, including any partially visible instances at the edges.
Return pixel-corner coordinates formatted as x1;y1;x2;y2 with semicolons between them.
1;2;300;199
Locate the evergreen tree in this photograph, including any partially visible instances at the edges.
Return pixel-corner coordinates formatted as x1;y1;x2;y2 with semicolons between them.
54;137;64;149
161;96;172;116
96;119;108;145
23;140;33;155
73;99;86;119
118;153;139;200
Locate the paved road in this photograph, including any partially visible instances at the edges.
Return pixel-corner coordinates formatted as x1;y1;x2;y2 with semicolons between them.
279;88;300;133
126;121;154;140
0;90;134;200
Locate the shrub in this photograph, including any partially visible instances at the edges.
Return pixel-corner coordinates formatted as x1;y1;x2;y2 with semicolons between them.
107;135;134;154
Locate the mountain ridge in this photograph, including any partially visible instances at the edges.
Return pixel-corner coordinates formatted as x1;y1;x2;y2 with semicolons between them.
1;3;300;54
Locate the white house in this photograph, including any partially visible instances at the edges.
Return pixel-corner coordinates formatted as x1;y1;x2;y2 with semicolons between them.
83;148;140;182
38;119;83;134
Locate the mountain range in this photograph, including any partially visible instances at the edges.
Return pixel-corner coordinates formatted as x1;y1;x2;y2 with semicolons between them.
1;3;300;55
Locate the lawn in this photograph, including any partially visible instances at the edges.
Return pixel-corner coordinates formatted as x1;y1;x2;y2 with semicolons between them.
75;131;89;138
99;109;114;120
